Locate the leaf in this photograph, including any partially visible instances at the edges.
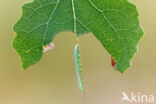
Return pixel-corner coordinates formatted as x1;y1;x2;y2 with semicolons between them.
74;44;83;91
13;0;143;73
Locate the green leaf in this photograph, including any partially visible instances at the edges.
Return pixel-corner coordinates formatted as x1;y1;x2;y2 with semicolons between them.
74;44;83;91
13;0;143;73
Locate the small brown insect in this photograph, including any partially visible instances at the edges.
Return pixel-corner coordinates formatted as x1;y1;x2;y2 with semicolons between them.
111;57;116;69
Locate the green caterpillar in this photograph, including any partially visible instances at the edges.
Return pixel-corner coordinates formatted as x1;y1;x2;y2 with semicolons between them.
74;44;83;91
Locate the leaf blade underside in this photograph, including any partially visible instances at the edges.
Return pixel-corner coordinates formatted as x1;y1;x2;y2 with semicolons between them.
13;0;143;73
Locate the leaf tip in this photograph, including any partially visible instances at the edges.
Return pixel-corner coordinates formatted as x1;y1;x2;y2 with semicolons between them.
111;56;132;73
